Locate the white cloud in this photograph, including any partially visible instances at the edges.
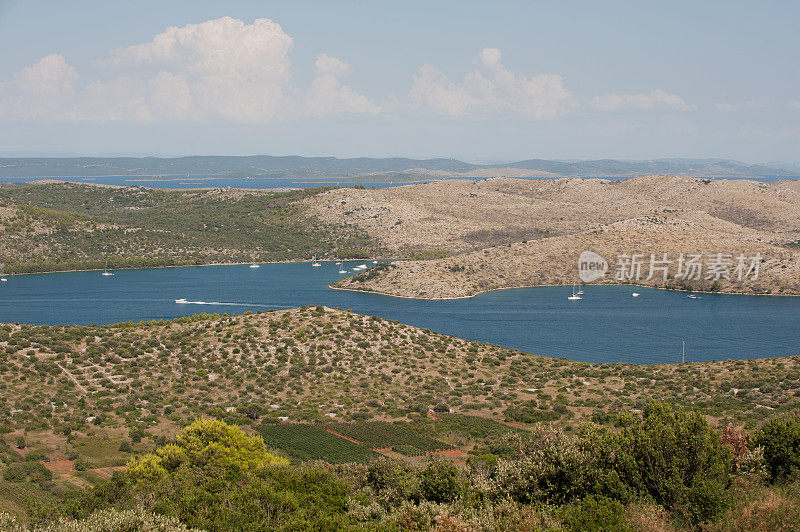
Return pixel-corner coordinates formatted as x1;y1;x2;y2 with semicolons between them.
410;63;479;117
789;101;800;110
411;48;689;118
0;17;377;123
0;54;78;119
305;54;380;117
410;48;572;118
591;89;691;112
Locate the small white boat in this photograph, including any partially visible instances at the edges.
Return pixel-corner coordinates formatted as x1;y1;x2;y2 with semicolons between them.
577;286;584;295
312;255;322;267
101;262;114;276
0;278;6;282
335;261;341;265
249;253;260;268
631;292;640;297
174;298;187;304
568;282;582;300
352;267;361;271
372;260;378;264
357;264;368;269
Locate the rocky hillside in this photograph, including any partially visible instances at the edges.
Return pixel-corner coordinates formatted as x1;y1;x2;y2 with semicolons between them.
308;176;800;297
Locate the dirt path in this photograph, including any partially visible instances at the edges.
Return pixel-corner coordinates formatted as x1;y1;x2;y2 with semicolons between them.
55;363;88;394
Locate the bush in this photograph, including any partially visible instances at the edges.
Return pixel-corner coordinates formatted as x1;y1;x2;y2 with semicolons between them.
67;419;353;530
594;401;733;523
419;459;462;503
3;461;52;482
561;495;631;532
754;414;800;482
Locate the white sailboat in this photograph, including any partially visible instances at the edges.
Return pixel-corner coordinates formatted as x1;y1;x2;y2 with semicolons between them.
576;284;584;295
568;282;582;300
312;255;322;267
681;340;686;363
175;298;188;304
101;262;114;276
631;292;640;297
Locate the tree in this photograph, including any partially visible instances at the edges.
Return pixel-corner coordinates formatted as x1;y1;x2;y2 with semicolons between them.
127;418;288;484
70;419;350;531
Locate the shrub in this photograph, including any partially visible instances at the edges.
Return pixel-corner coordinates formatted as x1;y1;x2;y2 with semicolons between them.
560;495;631;532
419;459;462;503
3;461;52;483
597;402;733;523
754;414;800;482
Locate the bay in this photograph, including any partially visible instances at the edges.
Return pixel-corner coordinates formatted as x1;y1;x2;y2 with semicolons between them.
0;263;797;364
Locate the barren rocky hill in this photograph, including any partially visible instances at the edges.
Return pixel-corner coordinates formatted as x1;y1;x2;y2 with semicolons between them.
305;175;800;254
304;175;800;298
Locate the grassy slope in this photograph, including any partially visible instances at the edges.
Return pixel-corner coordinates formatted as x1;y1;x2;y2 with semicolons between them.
0;183;380;273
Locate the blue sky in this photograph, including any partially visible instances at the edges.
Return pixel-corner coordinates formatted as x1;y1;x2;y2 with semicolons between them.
0;1;797;162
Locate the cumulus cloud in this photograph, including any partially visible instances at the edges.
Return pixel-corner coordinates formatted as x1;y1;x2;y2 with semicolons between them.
305;54;380;117
0;17;377;123
0;54;78;119
590;89;692;112
411;48;689;118
411;48;572;118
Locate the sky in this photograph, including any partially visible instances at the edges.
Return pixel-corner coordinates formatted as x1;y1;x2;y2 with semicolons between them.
0;0;798;162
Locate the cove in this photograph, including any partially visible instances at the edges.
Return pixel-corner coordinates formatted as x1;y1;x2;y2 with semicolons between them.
0;262;797;365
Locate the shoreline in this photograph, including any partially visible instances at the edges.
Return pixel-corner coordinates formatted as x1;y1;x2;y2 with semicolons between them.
0;258;384;277
328;279;800;300
3;260;797;299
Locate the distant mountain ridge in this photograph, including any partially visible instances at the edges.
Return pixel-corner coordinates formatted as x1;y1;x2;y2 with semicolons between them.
0;155;797;179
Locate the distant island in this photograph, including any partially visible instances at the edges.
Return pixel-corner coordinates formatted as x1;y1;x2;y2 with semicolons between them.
1;155;799;180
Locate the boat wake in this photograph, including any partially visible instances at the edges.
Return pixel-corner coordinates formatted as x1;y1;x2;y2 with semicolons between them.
174;298;286;308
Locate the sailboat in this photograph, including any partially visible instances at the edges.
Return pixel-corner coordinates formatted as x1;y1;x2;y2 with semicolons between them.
681;340;686;364
101;262;114;276
249;254;260;268
568;282;582;300
312;256;322;267
631;292;640;297
576;284;584;295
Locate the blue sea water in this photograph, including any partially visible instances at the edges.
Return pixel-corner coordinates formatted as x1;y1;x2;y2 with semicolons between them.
0;263;797;365
0;175;424;189
7;174;795;190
